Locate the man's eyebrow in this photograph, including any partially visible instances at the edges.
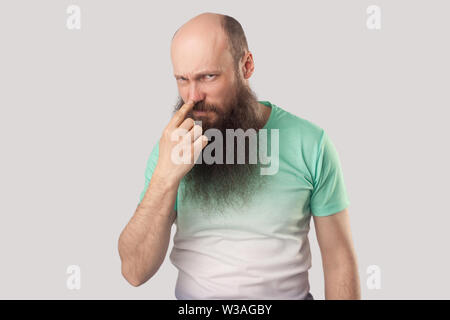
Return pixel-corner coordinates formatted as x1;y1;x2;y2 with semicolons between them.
174;70;222;79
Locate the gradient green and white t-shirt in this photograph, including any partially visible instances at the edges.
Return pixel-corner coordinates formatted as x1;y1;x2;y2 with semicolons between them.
139;100;350;299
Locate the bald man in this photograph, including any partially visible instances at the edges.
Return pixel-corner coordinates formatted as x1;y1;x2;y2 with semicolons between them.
118;12;361;300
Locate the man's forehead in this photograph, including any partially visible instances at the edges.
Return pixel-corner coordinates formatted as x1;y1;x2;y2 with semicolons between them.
172;46;231;78
171;24;232;78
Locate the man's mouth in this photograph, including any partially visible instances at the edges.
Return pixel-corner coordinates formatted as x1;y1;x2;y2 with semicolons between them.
193;110;210;116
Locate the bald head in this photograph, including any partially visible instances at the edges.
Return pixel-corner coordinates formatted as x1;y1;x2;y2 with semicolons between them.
171;12;249;77
171;12;224;43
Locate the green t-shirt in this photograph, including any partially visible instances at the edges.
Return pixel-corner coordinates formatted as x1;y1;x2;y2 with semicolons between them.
138;100;350;299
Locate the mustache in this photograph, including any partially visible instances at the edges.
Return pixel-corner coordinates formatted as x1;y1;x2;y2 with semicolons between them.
192;101;219;113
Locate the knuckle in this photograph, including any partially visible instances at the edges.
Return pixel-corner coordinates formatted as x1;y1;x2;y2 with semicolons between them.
185;117;194;126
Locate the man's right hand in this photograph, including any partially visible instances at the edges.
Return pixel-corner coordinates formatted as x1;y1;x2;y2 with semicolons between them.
154;99;209;184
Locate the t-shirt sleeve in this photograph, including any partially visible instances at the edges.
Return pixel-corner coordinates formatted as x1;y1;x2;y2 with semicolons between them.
138;141;178;212
310;130;350;216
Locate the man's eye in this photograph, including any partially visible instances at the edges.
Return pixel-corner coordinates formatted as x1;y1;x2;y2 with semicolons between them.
204;74;216;80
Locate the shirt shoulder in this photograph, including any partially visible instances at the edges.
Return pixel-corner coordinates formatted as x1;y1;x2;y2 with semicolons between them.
267;102;325;146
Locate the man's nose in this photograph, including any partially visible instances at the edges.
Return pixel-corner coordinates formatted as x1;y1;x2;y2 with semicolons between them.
188;82;205;103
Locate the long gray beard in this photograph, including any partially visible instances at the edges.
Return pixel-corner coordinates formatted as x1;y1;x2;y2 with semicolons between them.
172;82;268;216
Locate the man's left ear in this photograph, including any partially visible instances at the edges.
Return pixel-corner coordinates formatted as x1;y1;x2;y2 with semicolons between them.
242;52;255;79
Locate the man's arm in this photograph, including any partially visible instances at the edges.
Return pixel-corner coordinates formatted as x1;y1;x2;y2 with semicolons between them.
118;172;178;287
118;99;208;287
313;208;361;299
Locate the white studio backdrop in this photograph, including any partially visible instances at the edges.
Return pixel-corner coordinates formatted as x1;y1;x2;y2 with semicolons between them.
0;0;448;299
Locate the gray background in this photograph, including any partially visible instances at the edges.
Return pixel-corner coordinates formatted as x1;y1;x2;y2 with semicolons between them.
0;0;448;299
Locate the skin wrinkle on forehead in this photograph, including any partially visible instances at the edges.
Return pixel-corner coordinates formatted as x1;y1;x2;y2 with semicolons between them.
171;42;231;81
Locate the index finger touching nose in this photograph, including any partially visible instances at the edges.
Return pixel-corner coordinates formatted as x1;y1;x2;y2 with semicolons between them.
172;99;196;127
180;99;196;114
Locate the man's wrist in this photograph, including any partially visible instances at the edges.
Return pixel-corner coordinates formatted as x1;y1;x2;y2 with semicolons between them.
151;168;181;191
